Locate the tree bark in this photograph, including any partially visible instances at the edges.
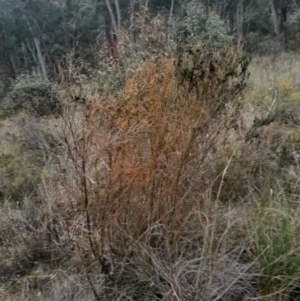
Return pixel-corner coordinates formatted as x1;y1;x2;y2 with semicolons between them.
114;0;121;34
21;0;53;76
145;0;149;9
33;37;48;80
168;0;175;25
104;0;119;37
168;0;175;43
269;0;281;51
27;41;39;74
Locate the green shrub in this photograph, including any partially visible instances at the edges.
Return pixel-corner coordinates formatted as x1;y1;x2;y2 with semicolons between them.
2;74;61;117
175;42;251;118
172;1;231;49
50;44;66;60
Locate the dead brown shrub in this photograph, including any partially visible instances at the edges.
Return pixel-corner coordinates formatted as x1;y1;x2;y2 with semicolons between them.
44;47;252;299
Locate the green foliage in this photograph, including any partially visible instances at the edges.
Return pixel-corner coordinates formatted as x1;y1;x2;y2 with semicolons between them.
50;44;66;60
172;1;231;49
2;74;61;117
175;42;251;117
250;197;300;297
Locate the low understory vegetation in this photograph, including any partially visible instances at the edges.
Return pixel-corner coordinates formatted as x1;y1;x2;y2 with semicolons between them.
2;44;300;300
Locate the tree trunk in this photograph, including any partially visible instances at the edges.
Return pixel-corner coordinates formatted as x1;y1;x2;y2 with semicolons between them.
27;41;40;75
114;0;121;34
33;37;48;80
168;0;175;25
104;0;119;37
31;16;52;64
145;0;149;9
21;0;53;76
269;0;281;51
168;0;175;43
237;0;243;52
